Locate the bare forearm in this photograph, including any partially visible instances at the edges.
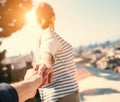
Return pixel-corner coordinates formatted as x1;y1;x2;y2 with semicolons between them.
10;66;46;102
40;53;54;84
40;53;53;68
11;80;36;102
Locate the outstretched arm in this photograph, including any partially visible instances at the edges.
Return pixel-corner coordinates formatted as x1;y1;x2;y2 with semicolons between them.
40;53;54;85
11;65;47;102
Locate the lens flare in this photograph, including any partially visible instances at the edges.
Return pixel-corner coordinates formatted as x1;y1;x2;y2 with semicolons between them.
25;8;36;23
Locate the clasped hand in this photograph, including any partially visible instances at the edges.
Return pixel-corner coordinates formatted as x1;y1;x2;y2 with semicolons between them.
24;64;53;89
38;64;53;87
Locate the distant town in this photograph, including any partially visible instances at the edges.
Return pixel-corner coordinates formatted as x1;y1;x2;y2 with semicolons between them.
0;39;120;83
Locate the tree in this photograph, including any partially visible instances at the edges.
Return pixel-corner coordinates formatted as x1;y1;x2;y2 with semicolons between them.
0;0;33;38
0;0;33;83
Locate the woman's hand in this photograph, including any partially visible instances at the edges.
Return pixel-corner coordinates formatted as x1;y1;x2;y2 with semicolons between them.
43;64;53;84
40;53;54;85
38;64;53;87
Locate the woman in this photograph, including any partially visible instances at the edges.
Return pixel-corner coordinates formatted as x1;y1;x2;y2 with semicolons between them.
33;2;80;102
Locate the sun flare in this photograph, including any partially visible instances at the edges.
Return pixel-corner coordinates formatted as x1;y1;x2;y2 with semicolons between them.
26;8;36;23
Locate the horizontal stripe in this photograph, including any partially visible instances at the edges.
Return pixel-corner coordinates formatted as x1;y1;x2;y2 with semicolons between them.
40;87;78;101
43;82;78;95
34;32;79;102
56;47;73;55
40;87;78;100
54;68;77;78
53;63;76;72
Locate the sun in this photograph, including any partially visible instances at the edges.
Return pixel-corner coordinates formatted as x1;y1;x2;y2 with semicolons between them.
25;8;36;23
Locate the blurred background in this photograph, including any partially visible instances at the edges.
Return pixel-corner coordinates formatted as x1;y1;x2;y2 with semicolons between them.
0;1;120;101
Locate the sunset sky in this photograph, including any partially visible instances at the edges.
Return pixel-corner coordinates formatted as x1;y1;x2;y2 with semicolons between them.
1;0;120;57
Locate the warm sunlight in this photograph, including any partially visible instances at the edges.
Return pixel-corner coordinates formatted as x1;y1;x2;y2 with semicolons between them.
0;28;3;32
25;8;36;23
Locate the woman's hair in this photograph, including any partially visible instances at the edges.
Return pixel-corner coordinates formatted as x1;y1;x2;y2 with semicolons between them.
36;2;55;29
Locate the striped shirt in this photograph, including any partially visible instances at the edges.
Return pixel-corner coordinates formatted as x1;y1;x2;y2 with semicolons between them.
33;29;79;102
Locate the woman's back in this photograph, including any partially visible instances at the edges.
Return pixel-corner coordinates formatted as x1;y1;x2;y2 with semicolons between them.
38;31;79;102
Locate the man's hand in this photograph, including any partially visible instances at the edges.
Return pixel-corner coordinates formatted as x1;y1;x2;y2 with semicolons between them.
11;65;49;102
24;64;47;88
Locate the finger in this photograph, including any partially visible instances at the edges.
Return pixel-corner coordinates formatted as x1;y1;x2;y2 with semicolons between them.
34;64;39;71
44;77;49;84
38;64;47;72
42;68;53;84
39;77;48;88
43;68;52;79
48;72;53;84
39;64;47;76
37;67;46;85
